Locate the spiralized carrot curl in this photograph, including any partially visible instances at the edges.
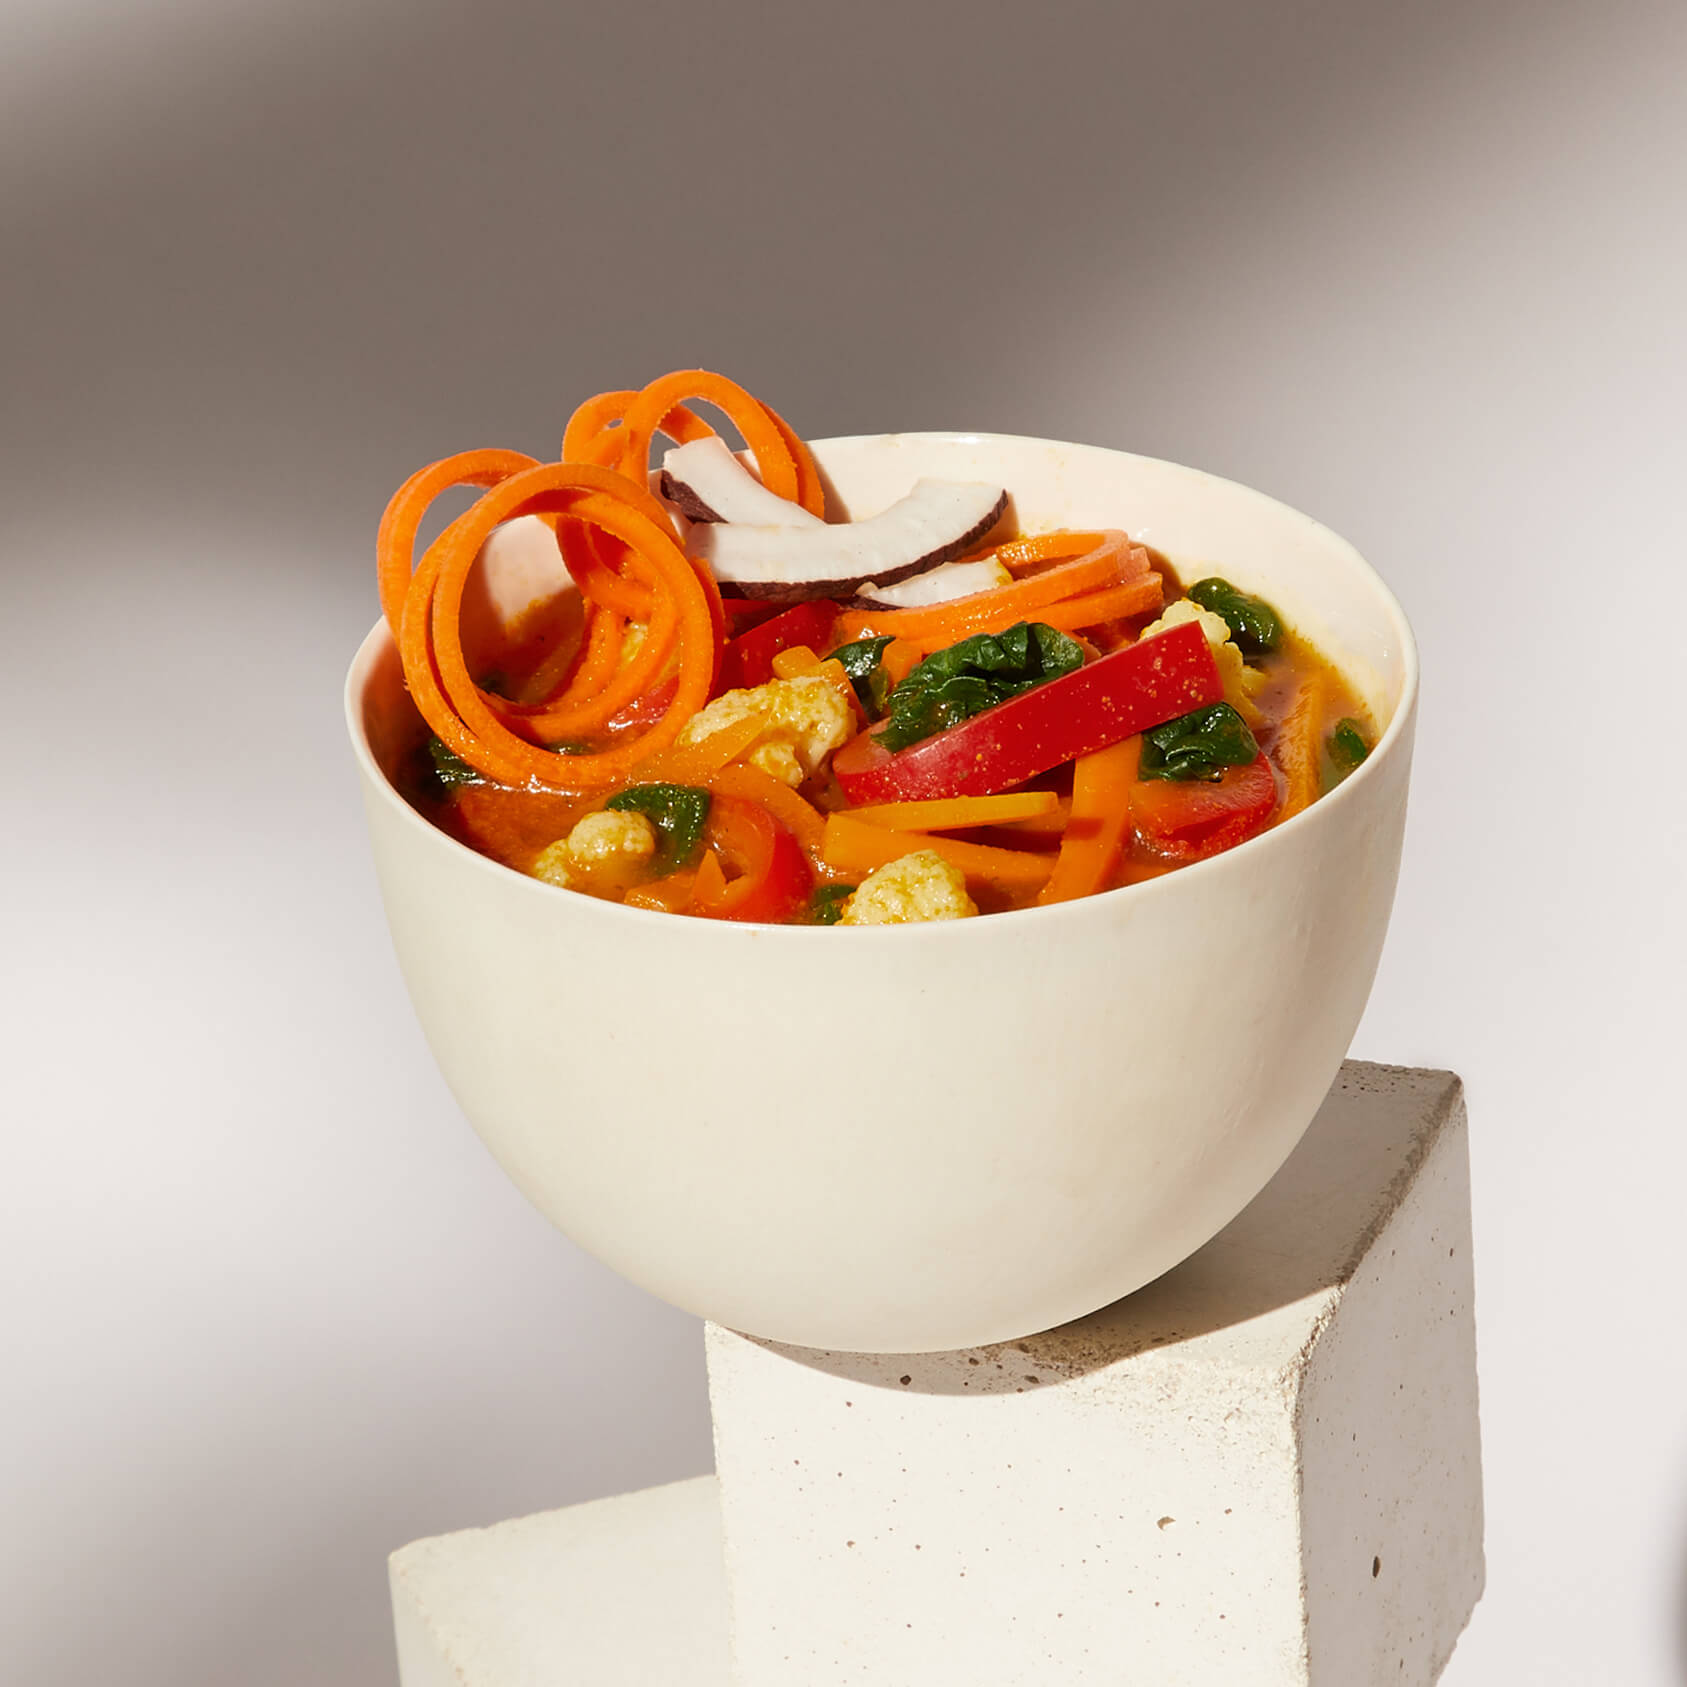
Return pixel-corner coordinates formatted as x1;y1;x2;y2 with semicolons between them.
377;448;540;638
561;390;639;464
399;464;721;791
612;370;825;516
565;394;713;469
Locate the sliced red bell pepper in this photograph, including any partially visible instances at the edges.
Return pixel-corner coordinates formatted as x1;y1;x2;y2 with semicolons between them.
690;794;814;923
604;673;680;732
720;596;786;634
715;599;840;691
832;620;1222;804
1129;752;1280;863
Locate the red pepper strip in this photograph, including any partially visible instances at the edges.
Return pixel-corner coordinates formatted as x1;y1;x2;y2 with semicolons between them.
1129;753;1280;864
832;620;1222;805
604;673;679;733
690;795;814;923
716;599;841;693
721;596;787;635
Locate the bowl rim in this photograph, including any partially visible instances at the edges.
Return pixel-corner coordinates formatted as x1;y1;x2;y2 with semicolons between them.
346;430;1419;941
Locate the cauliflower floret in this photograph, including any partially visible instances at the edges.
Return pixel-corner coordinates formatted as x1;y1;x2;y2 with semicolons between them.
530;809;658;891
530;840;578;889
678;675;854;787
1140;597;1265;725
565;809;659;867
838;850;978;926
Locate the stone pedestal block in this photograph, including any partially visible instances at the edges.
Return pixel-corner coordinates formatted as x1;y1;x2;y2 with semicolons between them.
390;1062;1483;1685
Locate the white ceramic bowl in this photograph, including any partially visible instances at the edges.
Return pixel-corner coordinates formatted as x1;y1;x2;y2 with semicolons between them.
347;434;1416;1354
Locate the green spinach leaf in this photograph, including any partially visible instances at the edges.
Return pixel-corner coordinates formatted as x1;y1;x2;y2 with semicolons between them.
878;622;1085;752
1185;578;1284;656
1328;718;1371;771
828;635;895;716
1139;703;1260;782
605;783;712;873
428;736;485;789
807;883;857;925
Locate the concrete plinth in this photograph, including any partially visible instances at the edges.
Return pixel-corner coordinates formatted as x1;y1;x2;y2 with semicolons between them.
390;1062;1483;1685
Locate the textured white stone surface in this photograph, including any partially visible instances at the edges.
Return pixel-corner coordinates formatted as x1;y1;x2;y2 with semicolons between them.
388;1062;1481;1686
709;1061;1483;1684
390;1476;729;1686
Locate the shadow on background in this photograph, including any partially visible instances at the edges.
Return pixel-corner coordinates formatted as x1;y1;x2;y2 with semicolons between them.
2;0;1553;561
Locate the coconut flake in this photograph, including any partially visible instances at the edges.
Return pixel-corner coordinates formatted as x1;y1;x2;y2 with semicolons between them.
689;479;1008;603
659;435;826;528
854;556;1014;610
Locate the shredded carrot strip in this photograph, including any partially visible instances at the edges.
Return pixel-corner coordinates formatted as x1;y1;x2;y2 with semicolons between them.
709;763;827;858
1038;738;1141;905
844;792;1060;832
844;532;1147;644
987;794;1072;838
821;813;1055;889
377;448;539;638
993;530;1107;575
629;716;768;786
1274;673;1326;821
1033;575;1165;633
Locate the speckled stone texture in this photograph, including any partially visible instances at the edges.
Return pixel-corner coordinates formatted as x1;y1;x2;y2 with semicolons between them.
708;1062;1483;1685
390;1477;731;1686
387;1062;1481;1686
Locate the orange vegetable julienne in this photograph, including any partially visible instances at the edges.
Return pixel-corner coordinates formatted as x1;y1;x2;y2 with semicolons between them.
628;715;769;787
843;791;1061;832
1037;737;1141;905
1031;574;1165;634
993;530;1108;574
821;812;1055;890
1273;671;1326;822
398;466;718;790
377;448;539;639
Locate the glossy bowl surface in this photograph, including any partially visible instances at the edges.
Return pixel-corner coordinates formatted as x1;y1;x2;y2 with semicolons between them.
347;433;1417;1353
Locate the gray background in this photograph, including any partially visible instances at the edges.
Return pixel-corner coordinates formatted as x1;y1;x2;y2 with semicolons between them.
4;0;1683;1681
